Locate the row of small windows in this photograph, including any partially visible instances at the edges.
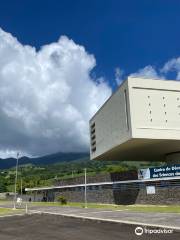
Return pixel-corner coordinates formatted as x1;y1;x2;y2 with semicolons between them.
91;122;95;128
149;110;180;116
148;103;167;107
149;119;168;123
147;96;180;101
90;122;96;152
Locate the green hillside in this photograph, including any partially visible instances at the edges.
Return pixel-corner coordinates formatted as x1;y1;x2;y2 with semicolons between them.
0;152;89;169
0;157;164;193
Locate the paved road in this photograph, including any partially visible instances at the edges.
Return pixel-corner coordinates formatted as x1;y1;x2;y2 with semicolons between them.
1;202;180;229
29;205;180;229
0;214;179;240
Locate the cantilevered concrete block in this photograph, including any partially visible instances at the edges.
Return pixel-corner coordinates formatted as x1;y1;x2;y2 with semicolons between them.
90;77;180;161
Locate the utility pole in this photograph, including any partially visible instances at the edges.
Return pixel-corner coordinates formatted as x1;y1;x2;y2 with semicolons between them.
84;168;87;208
21;178;23;199
72;170;76;178
13;152;19;210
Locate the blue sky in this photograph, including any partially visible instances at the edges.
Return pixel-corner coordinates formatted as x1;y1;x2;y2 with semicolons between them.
0;0;180;157
1;0;180;88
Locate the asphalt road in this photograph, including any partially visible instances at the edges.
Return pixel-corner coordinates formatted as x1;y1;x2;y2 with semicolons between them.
0;214;179;240
1;203;180;229
29;205;180;229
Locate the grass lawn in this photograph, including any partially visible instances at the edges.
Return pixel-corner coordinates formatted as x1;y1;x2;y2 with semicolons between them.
30;202;180;213
1;200;180;213
0;207;24;216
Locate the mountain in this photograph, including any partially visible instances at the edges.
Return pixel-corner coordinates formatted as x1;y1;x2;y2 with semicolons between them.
0;152;89;169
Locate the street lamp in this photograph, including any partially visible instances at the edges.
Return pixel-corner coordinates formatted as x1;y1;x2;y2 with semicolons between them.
13;152;20;210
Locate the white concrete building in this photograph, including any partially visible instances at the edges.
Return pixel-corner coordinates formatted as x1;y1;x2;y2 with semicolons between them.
90;77;180;162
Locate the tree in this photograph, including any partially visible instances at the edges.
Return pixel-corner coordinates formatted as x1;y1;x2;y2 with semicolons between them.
0;182;7;193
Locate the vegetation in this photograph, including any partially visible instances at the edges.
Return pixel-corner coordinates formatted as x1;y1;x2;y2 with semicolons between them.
0;156;164;193
0;208;23;215
56;196;67;205
0;152;89;169
0;178;7;192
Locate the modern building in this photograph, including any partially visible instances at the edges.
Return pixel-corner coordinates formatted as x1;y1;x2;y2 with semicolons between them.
90;77;180;162
24;77;180;206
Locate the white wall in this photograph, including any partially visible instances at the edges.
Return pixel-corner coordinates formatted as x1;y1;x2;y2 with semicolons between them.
90;80;131;160
128;77;180;140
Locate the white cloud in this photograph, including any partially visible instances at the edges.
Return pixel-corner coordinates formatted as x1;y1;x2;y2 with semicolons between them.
130;59;180;81
0;28;111;157
130;65;161;79
0;150;31;159
161;57;180;80
114;67;124;85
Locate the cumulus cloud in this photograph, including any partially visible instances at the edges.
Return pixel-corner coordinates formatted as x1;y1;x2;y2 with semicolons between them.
130;59;180;81
0;28;111;158
130;65;161;79
161;57;180;80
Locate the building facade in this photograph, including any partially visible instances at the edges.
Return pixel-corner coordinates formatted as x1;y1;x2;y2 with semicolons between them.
90;77;180;162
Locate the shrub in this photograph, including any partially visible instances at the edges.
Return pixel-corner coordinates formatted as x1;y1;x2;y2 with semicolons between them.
56;196;67;205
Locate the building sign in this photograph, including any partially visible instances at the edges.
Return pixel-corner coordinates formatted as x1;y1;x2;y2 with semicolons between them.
138;164;180;179
146;186;156;194
138;168;150;179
